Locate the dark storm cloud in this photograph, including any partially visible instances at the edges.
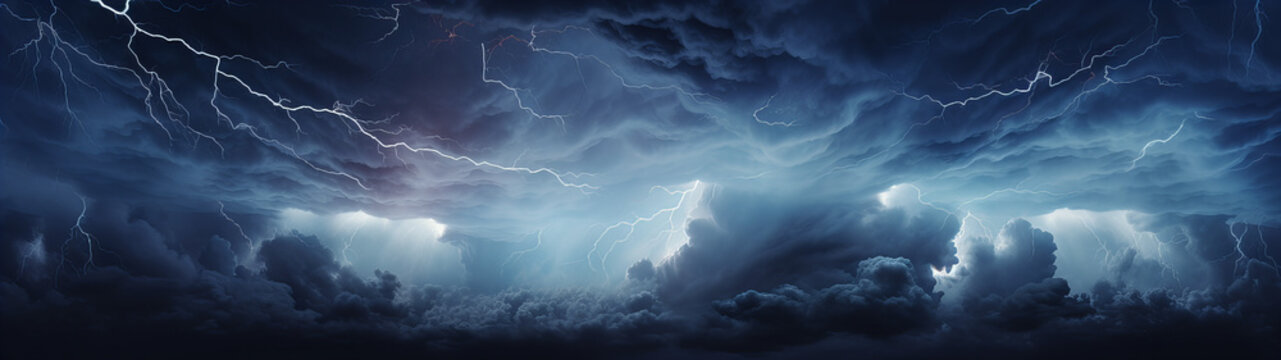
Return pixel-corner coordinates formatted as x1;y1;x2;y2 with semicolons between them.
637;185;959;306
955;219;1060;298
3;0;1281;358
698;257;938;351
441;0;1281;219
0;195;678;358
2;187;1280;358
933;219;1093;331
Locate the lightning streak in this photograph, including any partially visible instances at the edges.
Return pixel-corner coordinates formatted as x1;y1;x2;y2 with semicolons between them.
219;201;264;268
73;1;593;191
500;230;544;276
919;0;1043;44
1245;0;1264;74
831;32;1181;175
1127;119;1185;171
1227;220;1251;276
18;234;45;278
480;25;716;130
342;1;414;43
526;26;715;103
752;95;796;127
1076;214;1113;265
54;195;96;286
342;220;368;266
587;181;700;282
481;38;569;129
218;201;252;243
1256;224;1281;276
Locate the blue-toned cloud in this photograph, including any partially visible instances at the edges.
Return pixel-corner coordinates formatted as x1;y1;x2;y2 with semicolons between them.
2;0;1280;358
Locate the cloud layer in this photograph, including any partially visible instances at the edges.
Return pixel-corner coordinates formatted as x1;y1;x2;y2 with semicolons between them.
2;0;1280;358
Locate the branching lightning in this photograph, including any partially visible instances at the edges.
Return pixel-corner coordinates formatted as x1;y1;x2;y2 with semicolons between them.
1225;218;1281;278
1227;219;1252;276
218;200;262;268
830;28;1181;175
481;38;570;129
1076;214;1114;266
479;25;717;131
54;195;96;286
500;230;544;276
7;1;595;193
342;220;368;266
525;25;715;103
587;180;700;282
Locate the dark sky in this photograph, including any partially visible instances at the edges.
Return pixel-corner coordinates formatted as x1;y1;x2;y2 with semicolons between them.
2;0;1280;358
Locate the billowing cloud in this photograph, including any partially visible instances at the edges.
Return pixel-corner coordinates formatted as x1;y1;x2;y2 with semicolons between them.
2;0;1280;358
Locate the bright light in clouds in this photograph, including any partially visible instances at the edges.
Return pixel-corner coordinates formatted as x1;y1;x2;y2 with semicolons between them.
932;212;993;293
278;209;461;285
593;180;710;277
933;206;1176;296
1027;208;1171;292
876;185;901;207
656;181;710;262
877;184;944;217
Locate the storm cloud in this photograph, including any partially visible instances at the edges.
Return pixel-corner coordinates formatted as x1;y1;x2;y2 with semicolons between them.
3;0;1280;358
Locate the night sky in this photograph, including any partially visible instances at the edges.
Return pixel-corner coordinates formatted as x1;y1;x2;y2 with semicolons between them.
2;0;1280;358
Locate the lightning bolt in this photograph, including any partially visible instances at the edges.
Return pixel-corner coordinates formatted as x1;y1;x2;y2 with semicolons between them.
1231;153;1278;171
903;35;1179;110
1075;214;1114;266
1225;219;1281;278
480;25;717;131
830;29;1181;176
428;16;473;48
1122;225;1179;284
1244;0;1264;75
15;1;594;192
1255;223;1281;276
879;184;964;236
5;2;98;140
918;0;1044;44
1227;219;1252;277
1161;230;1190;284
525;25;715;103
218;200;262;268
54;195;96;287
752;95;796;127
18;234;45;279
967;0;1044;24
1127;119;1185;171
218;201;252;243
500;229;544;276
342;220;368;266
587;180;700;282
931;211;992;281
481;37;570;130
1228;0;1239;68
954;187;1077;210
341;1;414;43
962;211;995;240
